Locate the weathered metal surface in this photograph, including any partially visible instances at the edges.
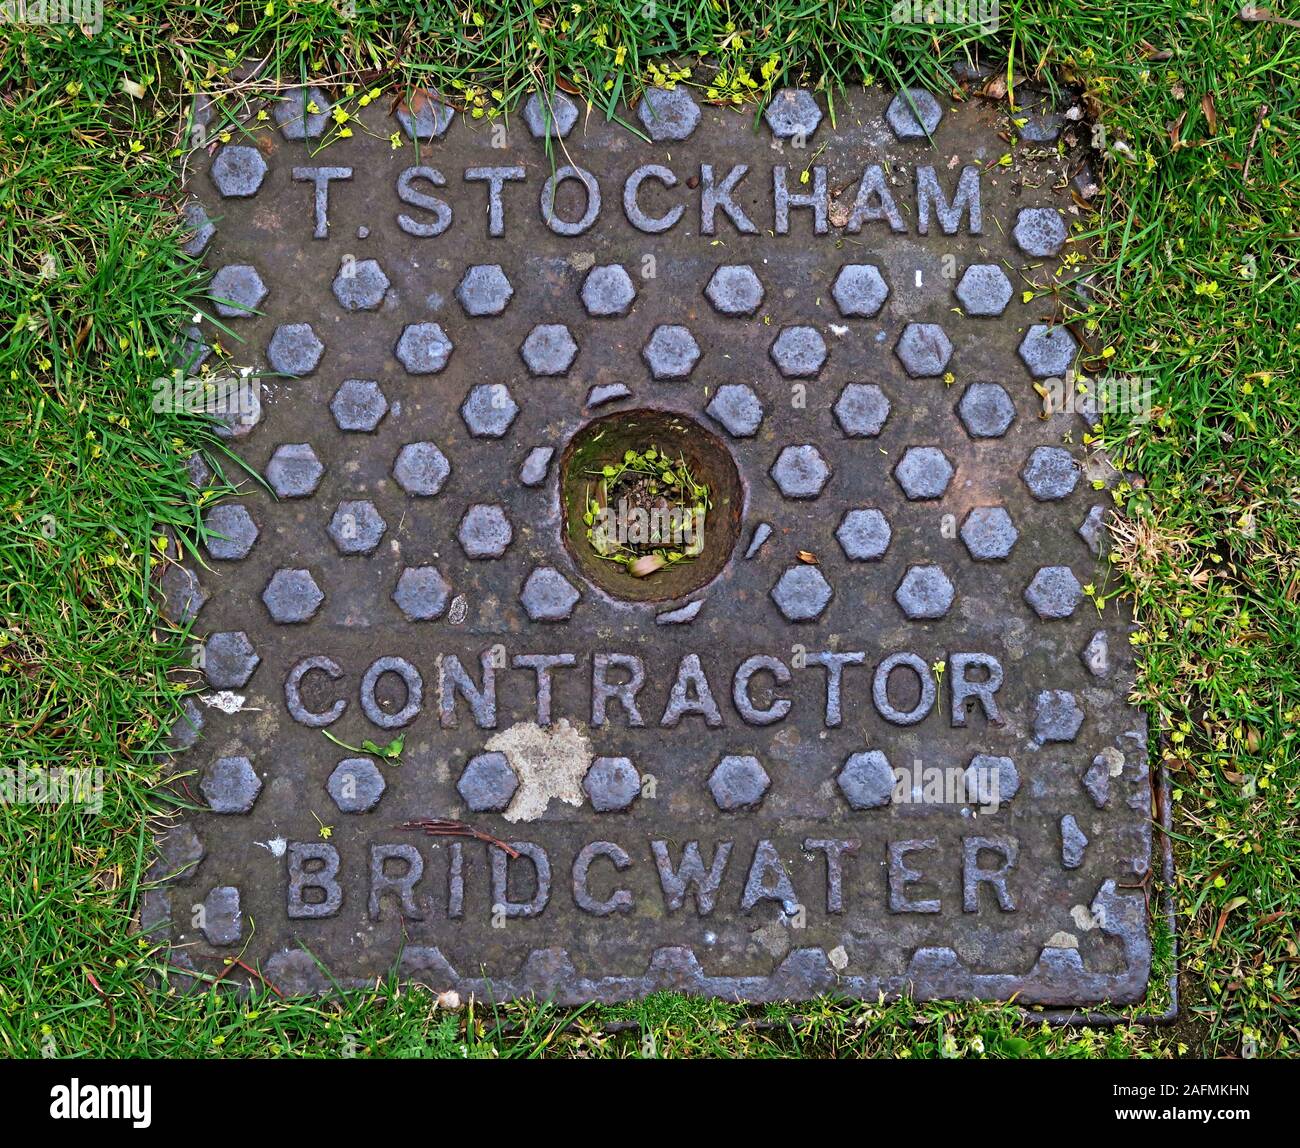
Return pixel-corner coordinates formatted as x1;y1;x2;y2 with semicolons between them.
149;84;1153;1006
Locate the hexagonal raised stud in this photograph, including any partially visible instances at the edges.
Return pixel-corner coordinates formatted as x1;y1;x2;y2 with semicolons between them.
182;201;215;256
392;565;451;621
330;379;388;433
210;145;267;198
265;443;324;499
1061;816;1089;868
212;379;262;441
893;446;954;500
642;324;700;380
580;264;636;317
837;750;894;810
708;755;771;811
957;382;1016;438
960;507;1019;560
520;323;578;376
328;500;387;555
895;565;955;619
1079;505;1106;555
395;322;453;374
583;756;642;812
327;757;387;813
764;89;822;140
589;383;632;409
638;86;700;141
395;91;454;140
261;568;324;624
201;755;262;814
770;564;833;622
160;565;206;623
1034;690;1085;743
963;754;1020;805
1016;95;1065;144
520;566;580;622
175;324;210;372
1081;630;1110;679
203;503;259;560
1025;566;1083;619
520;447;554;487
200;886;242;945
885;88;943;139
769;325;827;378
831;264;889;317
833;383;891;438
458;504;513;559
274;86;329;139
1013;207;1068;257
331;257;390;311
457;751;519;812
705;384;764;438
895;322;952;377
770;444;830;499
210;264;267;318
523;91;578;139
267;323;324;376
1021;445;1079;500
393;441;450;496
836;509;891;561
167;698;205;750
456;264;514;316
704;264;764;316
461;384;519;438
203;631;260;688
955;264;1013;316
1018;324;1078;378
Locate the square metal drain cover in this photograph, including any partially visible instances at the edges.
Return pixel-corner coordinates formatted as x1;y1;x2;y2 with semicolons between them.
152;84;1154;1005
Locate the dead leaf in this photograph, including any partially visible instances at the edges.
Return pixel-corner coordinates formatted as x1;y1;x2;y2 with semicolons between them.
1168;110;1186;148
1241;5;1300;29
981;75;1007;101
555;76;581;95
798;550;818;564
629;555;666;578
399;86;434;117
1139;39;1173;61
1213;896;1250;948
1201;92;1218;135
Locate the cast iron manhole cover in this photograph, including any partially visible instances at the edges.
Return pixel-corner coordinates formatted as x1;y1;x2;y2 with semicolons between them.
152;84;1153;1006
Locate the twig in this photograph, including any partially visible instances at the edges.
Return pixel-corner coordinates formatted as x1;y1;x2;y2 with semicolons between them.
1240;5;1300;30
85;969;116;1034
400;818;520;857
1243;104;1269;183
195;953;285;998
1117;867;1154;913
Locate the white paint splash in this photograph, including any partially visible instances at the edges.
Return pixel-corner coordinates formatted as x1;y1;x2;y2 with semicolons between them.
1071;903;1106;932
256;837;287;858
487;719;592;823
200;691;251;714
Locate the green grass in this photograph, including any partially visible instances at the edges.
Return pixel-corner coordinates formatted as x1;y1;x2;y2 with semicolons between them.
0;0;1296;1058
